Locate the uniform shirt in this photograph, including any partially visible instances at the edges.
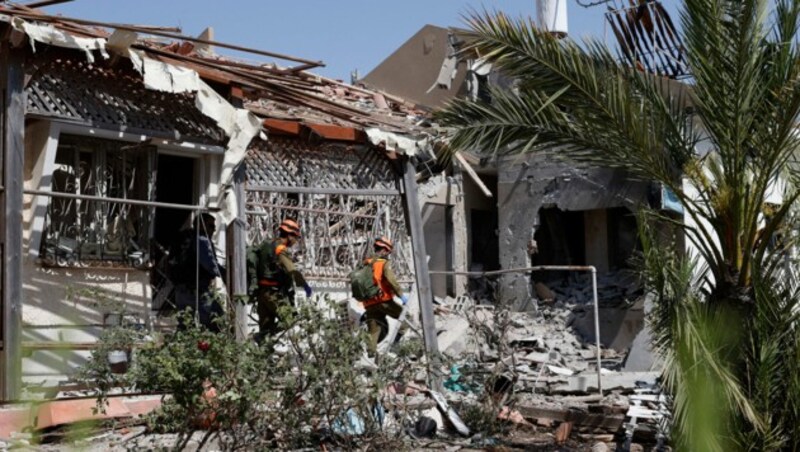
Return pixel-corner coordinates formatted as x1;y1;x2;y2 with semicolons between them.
276;245;308;288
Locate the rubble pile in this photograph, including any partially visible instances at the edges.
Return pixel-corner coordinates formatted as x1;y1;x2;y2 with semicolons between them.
419;294;666;449
539;270;644;305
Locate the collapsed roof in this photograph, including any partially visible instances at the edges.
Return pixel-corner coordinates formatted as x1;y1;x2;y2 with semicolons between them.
0;3;440;220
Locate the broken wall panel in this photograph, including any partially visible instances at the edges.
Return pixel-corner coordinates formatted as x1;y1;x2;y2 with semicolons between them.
496;156;650;308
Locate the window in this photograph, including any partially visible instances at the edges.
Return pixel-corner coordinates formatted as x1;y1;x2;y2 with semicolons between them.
40;135;156;267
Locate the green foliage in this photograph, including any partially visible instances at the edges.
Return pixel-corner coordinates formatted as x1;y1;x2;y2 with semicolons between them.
80;296;420;450
76;324;147;413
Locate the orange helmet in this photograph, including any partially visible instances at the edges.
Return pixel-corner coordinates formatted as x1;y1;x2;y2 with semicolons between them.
375;236;393;253
279;219;302;237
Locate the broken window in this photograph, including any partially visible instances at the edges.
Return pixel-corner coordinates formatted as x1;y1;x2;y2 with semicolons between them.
40;135;156;267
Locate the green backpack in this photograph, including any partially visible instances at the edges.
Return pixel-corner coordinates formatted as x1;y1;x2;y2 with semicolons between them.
349;259;381;301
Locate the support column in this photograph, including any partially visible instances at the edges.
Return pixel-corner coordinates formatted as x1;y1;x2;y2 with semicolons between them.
226;165;249;341
450;167;468;296
0;43;25;401
402;159;440;388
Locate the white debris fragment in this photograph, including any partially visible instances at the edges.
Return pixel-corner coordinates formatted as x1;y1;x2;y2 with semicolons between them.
11;17;108;62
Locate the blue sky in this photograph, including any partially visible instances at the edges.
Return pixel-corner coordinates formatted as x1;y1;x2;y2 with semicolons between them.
48;0;681;81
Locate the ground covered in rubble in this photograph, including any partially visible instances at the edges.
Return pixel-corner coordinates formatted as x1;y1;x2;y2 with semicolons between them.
9;293;667;451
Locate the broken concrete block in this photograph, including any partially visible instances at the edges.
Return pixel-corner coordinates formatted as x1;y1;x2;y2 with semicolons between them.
509;336;540;348
570;360;590;372
498;406;532;426
551;371;659;394
547;365;575;377
515;364;534;374
436;316;470;358
524;351;554;363
536;417;554;427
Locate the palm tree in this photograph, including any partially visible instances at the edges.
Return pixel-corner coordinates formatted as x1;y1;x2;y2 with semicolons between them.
437;0;800;449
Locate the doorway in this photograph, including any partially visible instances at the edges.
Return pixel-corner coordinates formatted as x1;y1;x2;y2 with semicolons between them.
151;154;196;311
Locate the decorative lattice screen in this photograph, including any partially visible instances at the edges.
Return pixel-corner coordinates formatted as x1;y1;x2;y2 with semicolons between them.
26;55;224;144
244;139;413;282
245;139;399;191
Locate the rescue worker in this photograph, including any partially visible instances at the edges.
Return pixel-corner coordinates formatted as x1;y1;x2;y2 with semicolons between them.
250;219;312;341
171;213;225;332
362;237;409;357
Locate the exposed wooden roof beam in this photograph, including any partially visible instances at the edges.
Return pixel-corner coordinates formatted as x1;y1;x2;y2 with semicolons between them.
0;7;325;68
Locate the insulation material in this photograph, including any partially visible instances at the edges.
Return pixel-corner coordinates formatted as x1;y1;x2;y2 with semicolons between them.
131;51;260;222
106;29;138;54
129;51;201;94
10;17;108;63
130;50;261;223
366;128;429;156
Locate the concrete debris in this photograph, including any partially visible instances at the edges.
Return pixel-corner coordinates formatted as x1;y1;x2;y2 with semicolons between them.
415;292;666;448
546;365;575;377
498;406;533;427
538;269;643;305
435;315;471;358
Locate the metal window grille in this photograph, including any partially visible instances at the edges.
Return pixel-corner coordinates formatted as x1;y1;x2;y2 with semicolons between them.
40;135;156;268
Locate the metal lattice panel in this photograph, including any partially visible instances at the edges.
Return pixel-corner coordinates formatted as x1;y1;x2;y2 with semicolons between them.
245;191;413;281
245;139;400;191
25;55;225;144
244;140;412;281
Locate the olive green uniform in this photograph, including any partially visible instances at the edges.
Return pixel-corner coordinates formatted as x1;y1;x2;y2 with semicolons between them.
364;257;405;356
250;240;308;338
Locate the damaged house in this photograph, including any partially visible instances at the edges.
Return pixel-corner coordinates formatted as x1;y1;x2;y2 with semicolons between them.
359;5;694;367
0;4;442;400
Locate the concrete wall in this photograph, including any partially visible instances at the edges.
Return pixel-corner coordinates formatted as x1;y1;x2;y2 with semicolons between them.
496;155;650;308
417;173;470;297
